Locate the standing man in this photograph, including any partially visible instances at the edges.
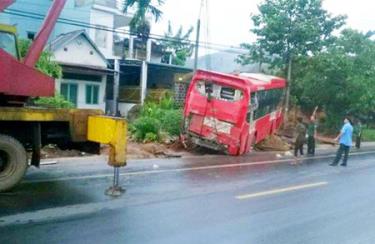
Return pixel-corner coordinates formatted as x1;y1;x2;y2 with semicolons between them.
294;117;306;162
307;106;318;156
330;117;353;167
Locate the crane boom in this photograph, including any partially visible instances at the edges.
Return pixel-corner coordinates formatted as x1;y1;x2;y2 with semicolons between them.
24;0;67;67
0;0;67;102
0;0;14;12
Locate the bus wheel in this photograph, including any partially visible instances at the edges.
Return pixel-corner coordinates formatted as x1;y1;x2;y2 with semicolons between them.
0;135;28;192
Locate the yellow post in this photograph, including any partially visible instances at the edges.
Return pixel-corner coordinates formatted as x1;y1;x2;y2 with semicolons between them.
87;116;127;167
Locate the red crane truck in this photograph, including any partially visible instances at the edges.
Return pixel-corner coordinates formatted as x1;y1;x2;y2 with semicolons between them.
0;0;127;192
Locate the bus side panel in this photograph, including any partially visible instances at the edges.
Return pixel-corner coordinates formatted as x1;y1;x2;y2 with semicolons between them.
254;115;272;143
254;110;283;143
238;123;250;155
275;111;283;130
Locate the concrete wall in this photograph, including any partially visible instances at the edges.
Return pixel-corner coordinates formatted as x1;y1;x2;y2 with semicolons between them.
53;34;107;68
88;8;114;58
118;102;137;117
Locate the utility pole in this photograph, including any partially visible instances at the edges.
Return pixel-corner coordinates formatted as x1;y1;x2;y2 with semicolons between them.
113;59;120;116
194;0;204;71
193;18;201;71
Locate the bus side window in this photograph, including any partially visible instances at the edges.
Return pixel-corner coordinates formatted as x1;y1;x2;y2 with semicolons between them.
205;83;213;95
254;90;264;119
251;93;259;111
247;93;258;122
263;90;271;116
277;89;285;108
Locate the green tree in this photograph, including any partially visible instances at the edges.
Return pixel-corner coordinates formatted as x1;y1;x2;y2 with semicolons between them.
123;0;165;41
293;29;375;130
161;21;194;66
236;42;268;72
18;39;62;78
239;0;346;112
19;39;73;108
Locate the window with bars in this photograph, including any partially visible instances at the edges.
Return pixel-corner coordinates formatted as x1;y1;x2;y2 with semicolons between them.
86;84;99;104
60;83;78;106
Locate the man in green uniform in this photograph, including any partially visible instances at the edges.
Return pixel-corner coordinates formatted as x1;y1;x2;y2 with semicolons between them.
294;117;306;159
307;106;318;156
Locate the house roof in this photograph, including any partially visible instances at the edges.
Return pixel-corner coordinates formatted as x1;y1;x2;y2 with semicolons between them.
48;29;108;65
60;62;114;75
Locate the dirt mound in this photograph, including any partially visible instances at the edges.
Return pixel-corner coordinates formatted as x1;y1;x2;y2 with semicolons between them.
256;135;291;151
127;141;189;159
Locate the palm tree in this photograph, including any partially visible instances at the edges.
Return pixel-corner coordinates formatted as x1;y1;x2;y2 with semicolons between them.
123;0;165;40
161;21;194;66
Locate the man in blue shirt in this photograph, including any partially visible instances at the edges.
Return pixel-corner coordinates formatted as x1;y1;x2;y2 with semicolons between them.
330;117;353;167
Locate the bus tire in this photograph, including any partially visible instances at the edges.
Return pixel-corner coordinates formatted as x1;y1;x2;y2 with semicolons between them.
0;134;28;192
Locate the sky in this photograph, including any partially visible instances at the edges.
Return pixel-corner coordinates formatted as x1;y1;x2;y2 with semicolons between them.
151;0;375;55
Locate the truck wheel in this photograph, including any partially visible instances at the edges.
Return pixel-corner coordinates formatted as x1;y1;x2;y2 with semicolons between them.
0;135;28;192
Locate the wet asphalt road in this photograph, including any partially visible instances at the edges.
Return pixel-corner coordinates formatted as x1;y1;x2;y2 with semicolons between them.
1;147;375;244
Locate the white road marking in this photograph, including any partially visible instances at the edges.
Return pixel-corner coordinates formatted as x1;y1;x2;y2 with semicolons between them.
23;151;375;184
236;181;328;200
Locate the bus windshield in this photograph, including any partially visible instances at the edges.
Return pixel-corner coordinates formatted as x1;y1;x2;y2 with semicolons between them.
0;31;17;58
195;80;244;102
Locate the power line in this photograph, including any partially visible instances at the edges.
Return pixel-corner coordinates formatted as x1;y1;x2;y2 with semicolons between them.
2;8;248;53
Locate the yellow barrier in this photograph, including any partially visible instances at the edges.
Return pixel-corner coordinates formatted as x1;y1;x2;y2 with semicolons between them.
87;116;127;167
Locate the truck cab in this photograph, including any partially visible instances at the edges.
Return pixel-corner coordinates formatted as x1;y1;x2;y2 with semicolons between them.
0;24;19;59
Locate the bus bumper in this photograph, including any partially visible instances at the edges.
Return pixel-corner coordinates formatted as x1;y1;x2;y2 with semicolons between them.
87;116;127;167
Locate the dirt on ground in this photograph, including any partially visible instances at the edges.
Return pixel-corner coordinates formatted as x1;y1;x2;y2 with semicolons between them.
41;145;87;159
41;133;335;160
40;139;212;160
41;108;338;160
126;141;189;159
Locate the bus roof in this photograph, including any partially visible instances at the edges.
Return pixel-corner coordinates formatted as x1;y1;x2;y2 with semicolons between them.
238;73;286;91
193;69;286;92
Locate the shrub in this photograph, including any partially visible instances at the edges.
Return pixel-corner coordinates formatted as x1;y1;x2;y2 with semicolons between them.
34;93;74;109
131;117;160;142
129;95;182;142
159;95;176;110
144;132;158;142
160;109;182;136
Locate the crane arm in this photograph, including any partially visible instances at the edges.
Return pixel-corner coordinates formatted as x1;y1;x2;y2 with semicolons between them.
24;0;67;67
0;0;14;12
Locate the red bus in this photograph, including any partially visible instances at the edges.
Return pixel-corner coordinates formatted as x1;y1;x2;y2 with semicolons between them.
181;70;286;155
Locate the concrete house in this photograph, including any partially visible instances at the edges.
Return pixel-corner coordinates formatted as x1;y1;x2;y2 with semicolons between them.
0;0;194;116
0;0;131;59
49;30;110;110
